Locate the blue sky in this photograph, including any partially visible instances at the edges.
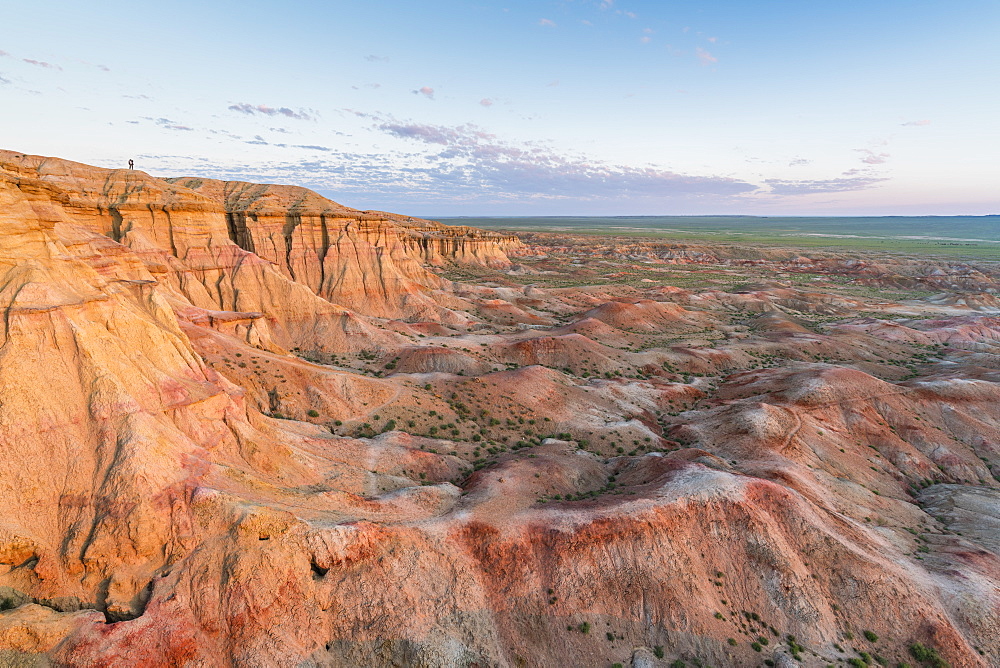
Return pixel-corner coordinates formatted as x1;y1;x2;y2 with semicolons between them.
1;0;997;215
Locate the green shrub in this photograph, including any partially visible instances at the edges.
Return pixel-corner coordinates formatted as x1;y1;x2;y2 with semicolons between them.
653;646;664;659
307;409;320;418
577;622;590;634
909;643;947;667
864;630;879;643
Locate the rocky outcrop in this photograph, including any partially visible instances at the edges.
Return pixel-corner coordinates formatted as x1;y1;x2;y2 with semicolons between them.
0;150;519;332
166;177;519;318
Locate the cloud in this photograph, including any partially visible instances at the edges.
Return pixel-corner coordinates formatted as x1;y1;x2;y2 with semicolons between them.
0;74;9;85
365;55;389;62
640;36;651;44
22;59;61;70
902;119;931;126
547;80;560;87
228;103;313;121
695;47;717;65
764;176;888;195
539;18;556;27
855;148;890;165
413;86;435;99
623;11;637;19
479;98;494;107
149;117;194;131
97;65;110;72
372;117;757;201
377;122;475;146
600;1;614;8
788;158;811;167
0;50;9;57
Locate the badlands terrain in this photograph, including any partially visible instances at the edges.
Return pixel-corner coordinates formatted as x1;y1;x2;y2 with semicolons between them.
0;149;998;668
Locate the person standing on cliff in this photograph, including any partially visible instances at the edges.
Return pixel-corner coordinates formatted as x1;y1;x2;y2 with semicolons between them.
128;159;134;170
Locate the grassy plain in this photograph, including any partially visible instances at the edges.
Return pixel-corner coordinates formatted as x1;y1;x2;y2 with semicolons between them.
441;215;1000;261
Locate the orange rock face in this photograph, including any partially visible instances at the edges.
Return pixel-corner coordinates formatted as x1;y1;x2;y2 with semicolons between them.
0;150;998;667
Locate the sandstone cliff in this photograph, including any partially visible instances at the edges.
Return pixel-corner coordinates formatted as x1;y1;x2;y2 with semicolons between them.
0;150;519;334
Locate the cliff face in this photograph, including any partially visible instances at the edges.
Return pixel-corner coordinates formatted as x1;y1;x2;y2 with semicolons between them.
0;150;514;660
0;151;519;332
166;177;518;318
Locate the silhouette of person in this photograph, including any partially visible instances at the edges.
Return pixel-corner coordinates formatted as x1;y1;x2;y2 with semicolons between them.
128;159;134;170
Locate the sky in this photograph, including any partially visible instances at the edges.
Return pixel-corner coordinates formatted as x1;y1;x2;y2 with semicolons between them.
0;0;998;216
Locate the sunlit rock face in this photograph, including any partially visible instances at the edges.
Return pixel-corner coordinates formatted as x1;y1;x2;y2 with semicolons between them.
0;150;997;667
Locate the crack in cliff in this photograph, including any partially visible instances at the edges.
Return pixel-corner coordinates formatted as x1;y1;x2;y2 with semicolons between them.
107;207;124;242
318;213;330;291
162;206;178;257
283;214;300;281
225;212;257;254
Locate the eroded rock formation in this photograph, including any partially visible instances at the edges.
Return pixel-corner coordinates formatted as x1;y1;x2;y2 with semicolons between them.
0;150;997;667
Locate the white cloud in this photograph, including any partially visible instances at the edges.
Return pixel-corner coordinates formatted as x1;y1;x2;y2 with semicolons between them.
765;176;888;195
228;103;313;121
855;148;890;165
695;47;717;65
22;58;61;70
369;116;758;201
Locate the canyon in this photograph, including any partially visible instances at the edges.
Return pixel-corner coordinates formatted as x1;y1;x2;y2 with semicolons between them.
0;150;997;668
